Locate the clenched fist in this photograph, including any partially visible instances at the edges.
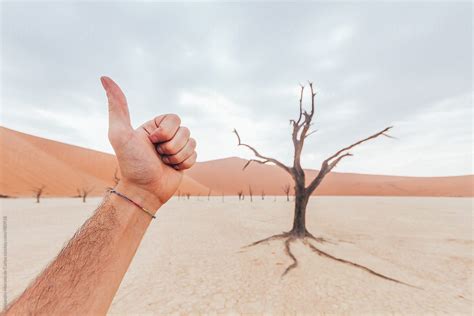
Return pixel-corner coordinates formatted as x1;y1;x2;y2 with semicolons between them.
101;76;196;212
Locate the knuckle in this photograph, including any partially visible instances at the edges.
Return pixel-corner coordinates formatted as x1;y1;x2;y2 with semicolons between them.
159;128;173;140
173;153;185;164
165;144;180;155
182;143;193;156
189;138;197;149
167;113;181;125
166;155;178;164
160;142;172;153
178;162;188;169
181;126;190;137
153;115;165;128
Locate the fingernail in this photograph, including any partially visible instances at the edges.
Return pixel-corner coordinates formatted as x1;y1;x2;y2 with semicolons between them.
100;76;108;89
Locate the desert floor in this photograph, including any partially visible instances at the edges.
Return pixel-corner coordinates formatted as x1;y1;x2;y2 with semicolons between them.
1;196;472;315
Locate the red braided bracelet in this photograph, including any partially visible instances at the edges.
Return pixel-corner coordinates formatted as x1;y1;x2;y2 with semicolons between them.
109;189;156;219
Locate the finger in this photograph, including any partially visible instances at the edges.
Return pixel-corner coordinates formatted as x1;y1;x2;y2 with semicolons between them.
174;151;197;170
161;137;196;164
100;76;132;143
148;114;181;143
156;127;190;155
140;114;167;136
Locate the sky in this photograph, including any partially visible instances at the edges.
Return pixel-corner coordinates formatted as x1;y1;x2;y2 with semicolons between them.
1;1;472;176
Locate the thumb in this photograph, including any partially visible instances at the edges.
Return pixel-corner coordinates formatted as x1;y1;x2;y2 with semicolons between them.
100;76;132;134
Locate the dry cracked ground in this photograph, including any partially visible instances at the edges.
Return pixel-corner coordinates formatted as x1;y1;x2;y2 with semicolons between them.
2;196;472;314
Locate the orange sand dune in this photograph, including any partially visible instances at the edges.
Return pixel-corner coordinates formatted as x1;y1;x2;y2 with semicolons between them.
0;127;472;197
0;127;209;197
187;157;473;197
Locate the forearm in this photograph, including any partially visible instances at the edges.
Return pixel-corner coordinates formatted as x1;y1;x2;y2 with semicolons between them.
5;183;161;315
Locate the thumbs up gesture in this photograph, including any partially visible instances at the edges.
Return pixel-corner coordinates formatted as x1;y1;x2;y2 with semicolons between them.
100;76;196;210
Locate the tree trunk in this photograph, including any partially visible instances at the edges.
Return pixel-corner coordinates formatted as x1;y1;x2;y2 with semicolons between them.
36;196;40;203
290;186;309;237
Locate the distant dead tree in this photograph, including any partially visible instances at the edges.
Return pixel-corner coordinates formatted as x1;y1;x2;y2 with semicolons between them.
233;82;410;286
261;190;265;200
33;185;46;203
208;189;212;201
248;185;253;202
237;190;244;201
177;190;181;200
222;192;224;202
186;192;190;200
282;184;291;202
113;168;120;186
77;186;94;203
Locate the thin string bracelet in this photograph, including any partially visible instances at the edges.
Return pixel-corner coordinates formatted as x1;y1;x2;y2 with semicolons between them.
109;189;156;219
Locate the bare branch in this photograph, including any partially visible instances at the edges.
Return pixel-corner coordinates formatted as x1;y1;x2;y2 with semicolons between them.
33;185;46;203
282;184;291;201
305;129;318;138
296;84;305;125
327;153;352;172
308;81;315;118
78;186;95;203
325;126;393;163
243;159;269;170
33;185;46;194
307;126;393;193
382;132;397;139
296;82;317;143
233;129;292;175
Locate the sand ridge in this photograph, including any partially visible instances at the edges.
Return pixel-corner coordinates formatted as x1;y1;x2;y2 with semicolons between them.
1;126;472;198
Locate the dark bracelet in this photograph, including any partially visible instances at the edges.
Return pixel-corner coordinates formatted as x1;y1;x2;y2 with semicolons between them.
109;189;156;219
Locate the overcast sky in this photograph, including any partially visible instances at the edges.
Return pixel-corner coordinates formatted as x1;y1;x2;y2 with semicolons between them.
1;2;472;176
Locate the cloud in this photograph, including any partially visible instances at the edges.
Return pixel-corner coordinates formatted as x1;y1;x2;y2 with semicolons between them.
328;24;356;48
324;93;473;176
1;2;472;176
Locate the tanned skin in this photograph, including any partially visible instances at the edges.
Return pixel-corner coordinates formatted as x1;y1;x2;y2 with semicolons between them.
4;77;197;315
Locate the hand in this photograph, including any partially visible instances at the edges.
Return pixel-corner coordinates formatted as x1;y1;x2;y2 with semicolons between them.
100;76;197;210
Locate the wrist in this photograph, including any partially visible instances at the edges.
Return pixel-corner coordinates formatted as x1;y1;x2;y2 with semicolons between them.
113;181;163;215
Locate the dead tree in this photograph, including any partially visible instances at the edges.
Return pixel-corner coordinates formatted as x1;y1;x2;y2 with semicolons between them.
77;187;94;203
237;190;244;201
113;168;120;186
248;185;253;202
186;192;190;200
33;185;46;203
282;184;291;202
233;82;411;286
261;190;265;200
208;189;212;201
